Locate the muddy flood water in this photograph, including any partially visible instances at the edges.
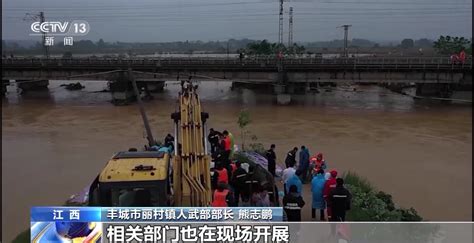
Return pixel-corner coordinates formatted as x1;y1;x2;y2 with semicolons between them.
2;81;472;242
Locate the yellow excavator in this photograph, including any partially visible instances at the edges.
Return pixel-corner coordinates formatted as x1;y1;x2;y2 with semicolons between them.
82;77;212;207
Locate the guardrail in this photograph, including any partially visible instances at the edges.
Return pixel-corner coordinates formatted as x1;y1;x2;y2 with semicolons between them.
2;57;472;70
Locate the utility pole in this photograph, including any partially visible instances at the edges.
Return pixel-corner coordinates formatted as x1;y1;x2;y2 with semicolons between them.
340;24;352;58
24;11;49;58
278;0;284;46
288;7;293;47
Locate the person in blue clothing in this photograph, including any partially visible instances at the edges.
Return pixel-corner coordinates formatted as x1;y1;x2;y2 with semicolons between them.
311;169;327;221
298;145;310;184
285;170;303;197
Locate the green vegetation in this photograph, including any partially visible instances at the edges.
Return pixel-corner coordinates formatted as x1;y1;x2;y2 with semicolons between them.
13;230;29;243
343;171;423;221
343;172;440;242
433;35;471;55
242;39;306;56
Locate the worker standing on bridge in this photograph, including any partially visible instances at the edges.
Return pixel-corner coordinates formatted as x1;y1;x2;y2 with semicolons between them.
208;128;220;155
211;183;233;207
285;147;298;168
265;144;277;176
459;48;467;64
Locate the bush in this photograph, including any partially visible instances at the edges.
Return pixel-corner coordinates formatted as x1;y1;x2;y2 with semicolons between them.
343;171;422;222
343;171;374;193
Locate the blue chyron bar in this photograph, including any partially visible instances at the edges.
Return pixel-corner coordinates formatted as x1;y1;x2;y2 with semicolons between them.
30;207;283;222
30;207;283;242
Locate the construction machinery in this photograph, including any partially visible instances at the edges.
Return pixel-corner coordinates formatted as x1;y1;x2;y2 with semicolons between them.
170;81;212;206
72;79;212;207
69;78;276;207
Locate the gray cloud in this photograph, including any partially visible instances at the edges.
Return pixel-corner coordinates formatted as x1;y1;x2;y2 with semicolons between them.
2;0;472;42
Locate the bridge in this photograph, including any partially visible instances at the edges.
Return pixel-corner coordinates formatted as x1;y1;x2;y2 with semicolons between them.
2;57;472;104
2;56;472;83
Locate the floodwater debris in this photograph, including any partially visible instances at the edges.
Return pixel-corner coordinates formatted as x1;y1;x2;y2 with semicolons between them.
60;82;85;91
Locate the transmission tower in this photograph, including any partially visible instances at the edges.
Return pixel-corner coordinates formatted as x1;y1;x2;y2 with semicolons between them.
339;24;352;57
278;0;284;46
288;7;293;47
24;12;49;58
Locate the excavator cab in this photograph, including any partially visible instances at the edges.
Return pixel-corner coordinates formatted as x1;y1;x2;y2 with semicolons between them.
88;151;172;206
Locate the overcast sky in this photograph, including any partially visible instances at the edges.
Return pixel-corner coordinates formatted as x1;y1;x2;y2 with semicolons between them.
2;0;472;43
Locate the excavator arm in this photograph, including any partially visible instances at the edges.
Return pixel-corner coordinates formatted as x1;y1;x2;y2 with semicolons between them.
171;81;212;206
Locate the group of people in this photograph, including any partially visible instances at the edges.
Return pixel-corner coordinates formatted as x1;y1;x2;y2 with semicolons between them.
209;128;276;207
275;146;352;222
450;49;467;64
162;127;352;221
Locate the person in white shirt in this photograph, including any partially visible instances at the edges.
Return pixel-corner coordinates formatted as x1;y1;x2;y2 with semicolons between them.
281;161;296;195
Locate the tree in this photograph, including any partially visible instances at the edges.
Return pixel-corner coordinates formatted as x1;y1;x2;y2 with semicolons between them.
400;39;414;49
237;109;251;150
433;35;471;54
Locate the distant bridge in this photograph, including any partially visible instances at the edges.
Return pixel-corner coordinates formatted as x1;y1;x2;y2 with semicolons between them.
2;56;472;84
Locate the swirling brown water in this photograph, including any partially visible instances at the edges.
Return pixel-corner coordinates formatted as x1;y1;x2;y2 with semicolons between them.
2;81;472;242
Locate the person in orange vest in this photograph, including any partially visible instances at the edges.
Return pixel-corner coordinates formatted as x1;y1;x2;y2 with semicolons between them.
222;131;233;178
212;163;229;190
310;153;327;176
211;183;234;207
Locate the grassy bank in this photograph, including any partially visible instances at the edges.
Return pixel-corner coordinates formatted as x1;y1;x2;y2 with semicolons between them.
343;171;422;221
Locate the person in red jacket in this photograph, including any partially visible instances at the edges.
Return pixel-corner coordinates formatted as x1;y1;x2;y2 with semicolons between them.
459;49;466;64
323;170;338;221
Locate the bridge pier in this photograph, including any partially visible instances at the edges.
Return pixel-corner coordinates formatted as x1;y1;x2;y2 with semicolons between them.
273;84;292;105
16;80;49;94
108;80;136;105
136;80;165;93
415;83;454;98
2;80;10;96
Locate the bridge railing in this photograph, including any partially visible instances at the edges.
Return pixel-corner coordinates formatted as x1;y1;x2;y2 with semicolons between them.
2;56;472;69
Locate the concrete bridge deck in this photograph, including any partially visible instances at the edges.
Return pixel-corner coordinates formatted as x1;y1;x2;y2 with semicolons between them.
2;57;472;84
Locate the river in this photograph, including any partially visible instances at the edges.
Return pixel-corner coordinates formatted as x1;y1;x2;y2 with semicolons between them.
2;80;472;242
